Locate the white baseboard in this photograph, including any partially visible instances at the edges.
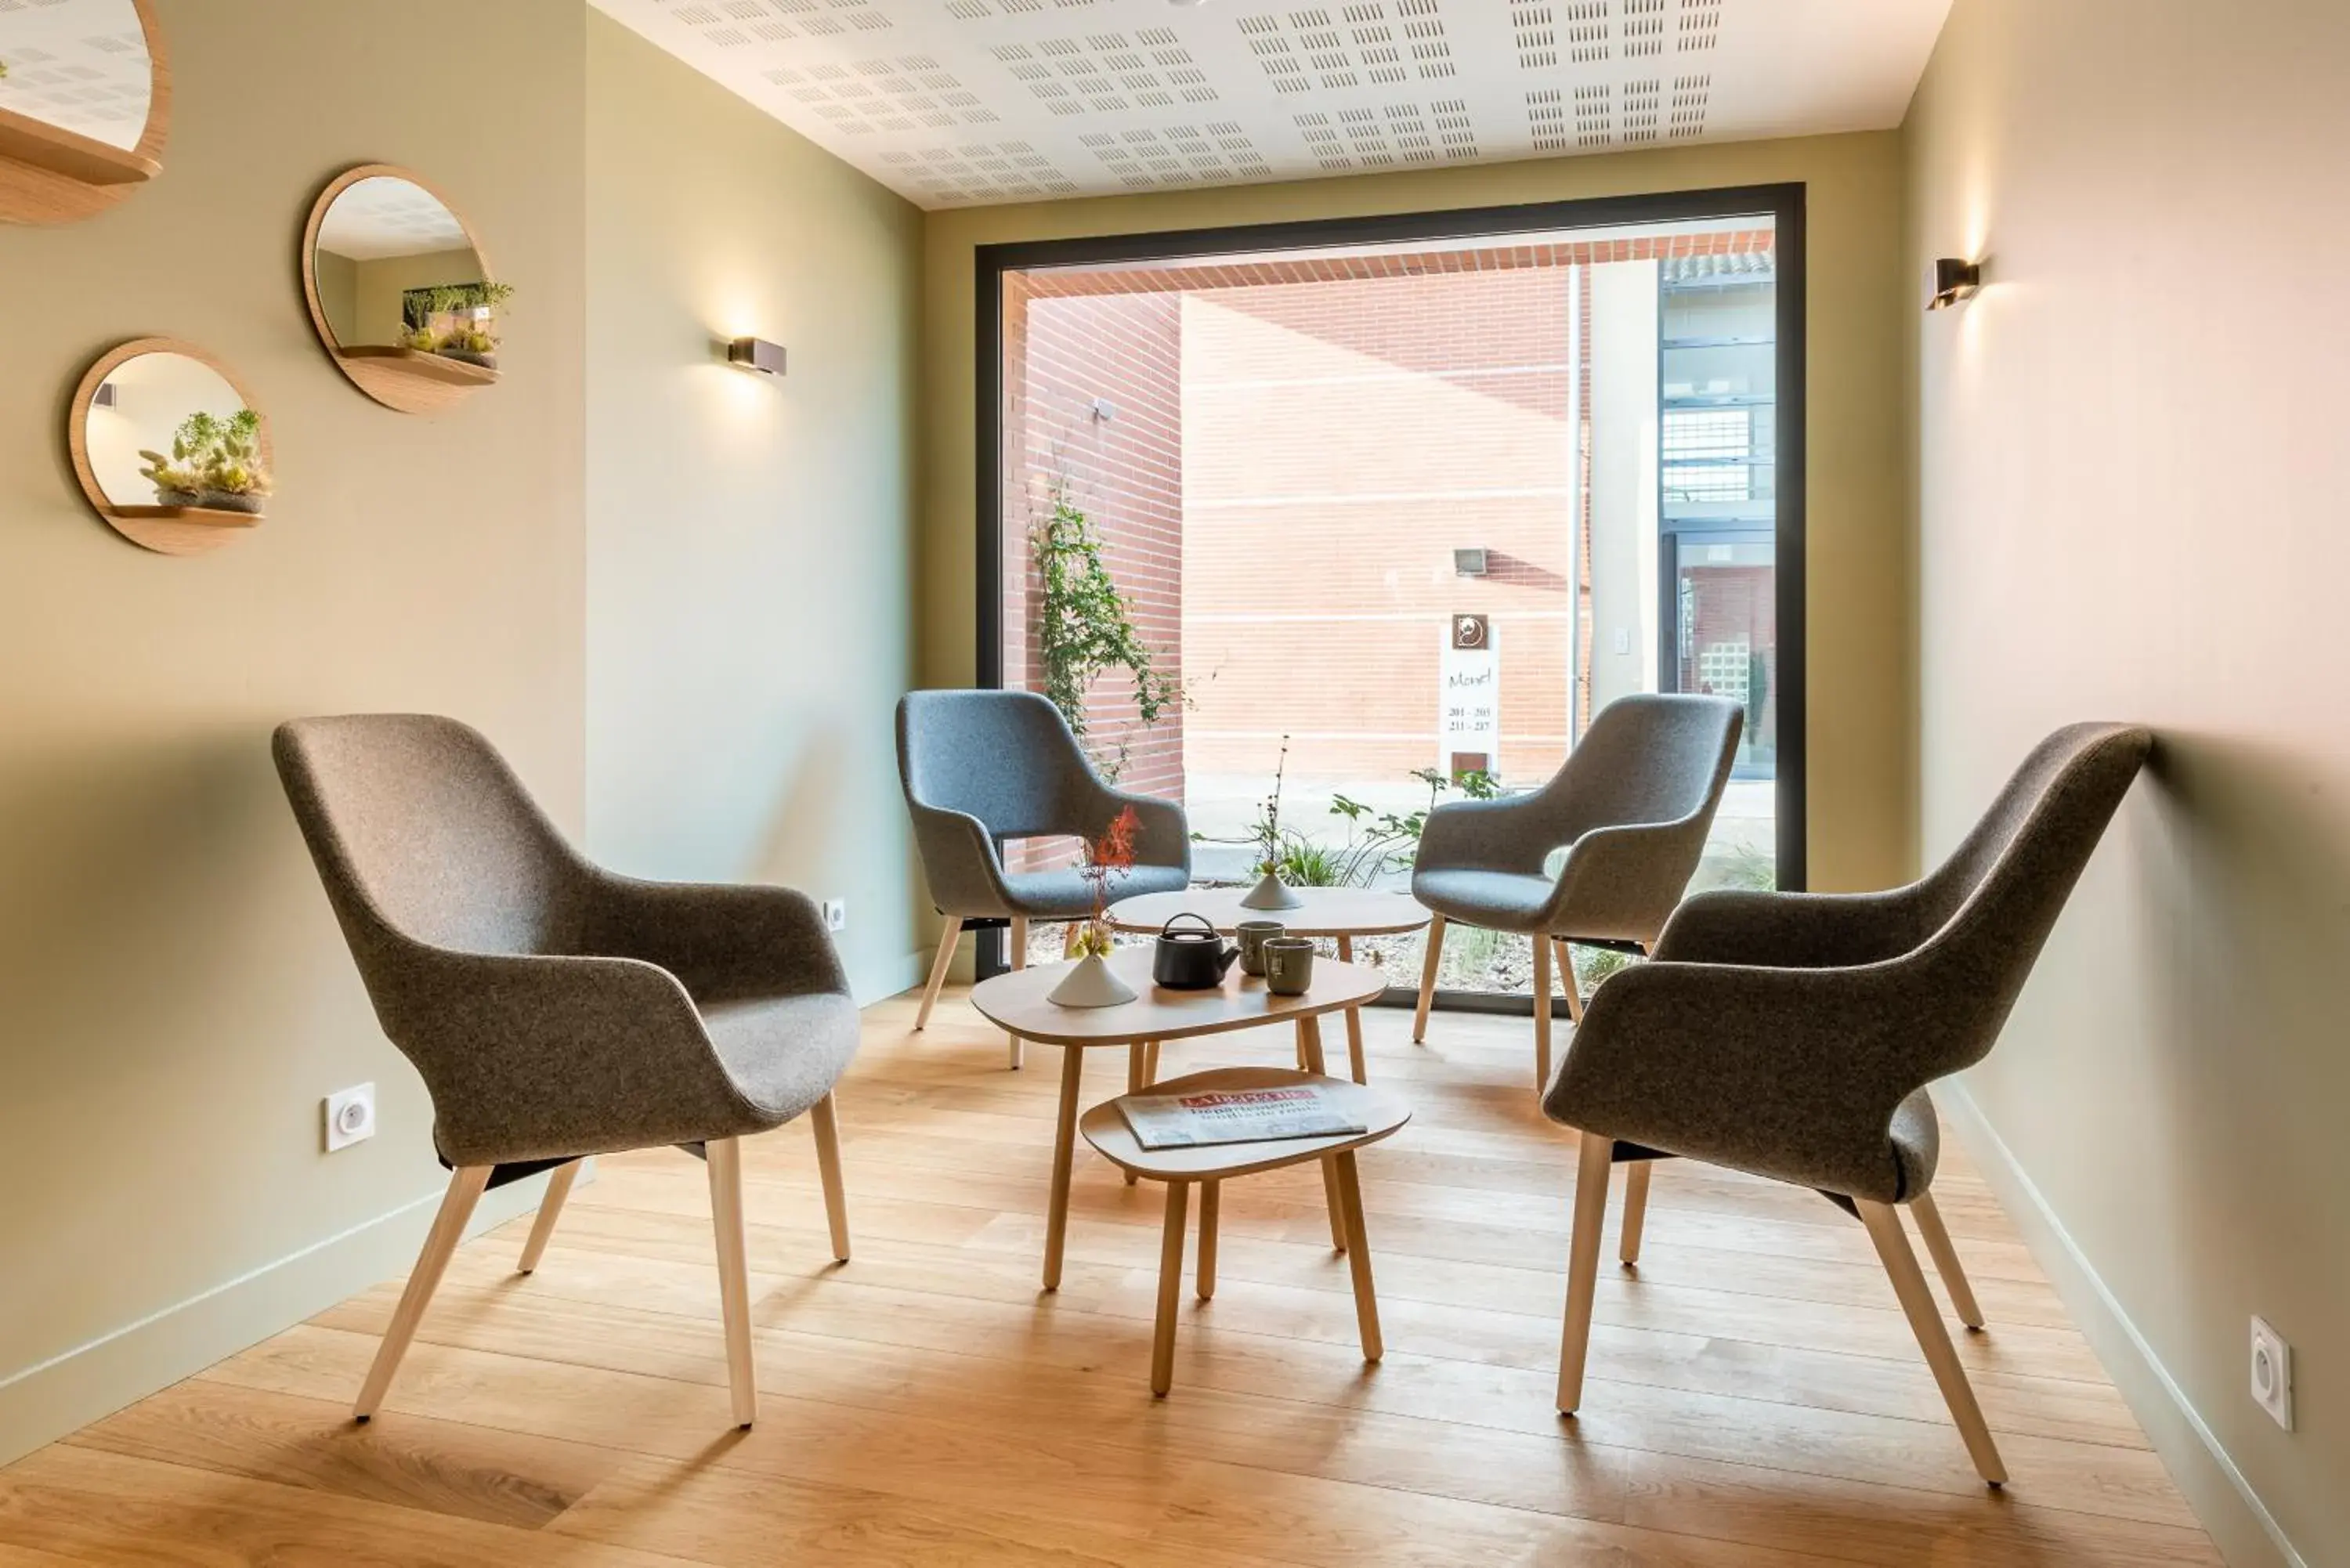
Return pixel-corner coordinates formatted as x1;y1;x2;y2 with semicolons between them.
0;968;929;1470
0;1167;558;1469
1940;1082;2307;1568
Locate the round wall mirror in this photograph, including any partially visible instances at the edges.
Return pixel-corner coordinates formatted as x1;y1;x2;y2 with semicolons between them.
69;338;273;557
302;164;504;414
0;0;169;225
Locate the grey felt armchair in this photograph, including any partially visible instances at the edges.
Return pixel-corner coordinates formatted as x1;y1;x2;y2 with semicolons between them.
1410;692;1744;1086
274;714;859;1431
897;689;1188;1066
1545;721;2153;1486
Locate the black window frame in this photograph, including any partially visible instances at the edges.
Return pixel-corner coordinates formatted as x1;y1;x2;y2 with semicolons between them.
971;181;1808;1011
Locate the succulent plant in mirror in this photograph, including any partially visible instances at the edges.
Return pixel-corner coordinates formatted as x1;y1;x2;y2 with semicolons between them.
138;408;269;515
401;280;515;369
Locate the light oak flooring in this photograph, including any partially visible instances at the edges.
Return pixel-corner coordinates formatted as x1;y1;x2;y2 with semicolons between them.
0;991;2221;1566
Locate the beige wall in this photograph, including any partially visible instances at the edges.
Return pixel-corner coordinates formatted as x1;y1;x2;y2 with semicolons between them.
0;0;586;1462
1906;3;2350;1563
583;15;924;1003
921;132;1913;894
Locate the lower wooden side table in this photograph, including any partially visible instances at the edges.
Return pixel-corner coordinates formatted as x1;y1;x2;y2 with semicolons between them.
1079;1066;1412;1396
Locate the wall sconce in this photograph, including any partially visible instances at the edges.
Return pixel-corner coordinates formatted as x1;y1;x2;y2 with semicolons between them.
727;337;787;376
1926;258;1981;311
1453;547;1488;577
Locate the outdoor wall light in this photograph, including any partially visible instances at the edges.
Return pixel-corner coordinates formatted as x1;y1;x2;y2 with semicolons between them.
1926;258;1981;311
1454;547;1488;577
727;336;787;375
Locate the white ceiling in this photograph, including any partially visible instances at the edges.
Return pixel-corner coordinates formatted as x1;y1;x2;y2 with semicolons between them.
0;0;152;151
589;0;1951;211
316;176;473;262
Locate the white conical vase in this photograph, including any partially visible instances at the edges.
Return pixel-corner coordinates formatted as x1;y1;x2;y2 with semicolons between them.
1047;952;1137;1008
1238;870;1304;911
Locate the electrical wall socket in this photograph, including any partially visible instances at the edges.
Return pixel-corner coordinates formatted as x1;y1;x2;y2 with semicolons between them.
2251;1317;2294;1430
324;1083;376;1152
822;898;848;932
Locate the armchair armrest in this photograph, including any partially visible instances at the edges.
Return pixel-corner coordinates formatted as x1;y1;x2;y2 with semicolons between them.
1543;958;1942;1202
1544;818;1711;943
1654;887;1929;969
906;799;1014;916
586;876;848;1003
370;945;763;1167
1413;794;1550;876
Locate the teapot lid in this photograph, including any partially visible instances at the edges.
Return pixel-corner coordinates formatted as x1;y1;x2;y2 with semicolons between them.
1159;912;1220;942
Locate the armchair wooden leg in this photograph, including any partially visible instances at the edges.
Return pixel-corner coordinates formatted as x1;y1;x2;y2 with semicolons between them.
1007;916;1028;1071
1531;934;1554;1092
913;916;962;1031
1556;1131;1612;1415
516;1160;580;1274
1618;1161;1650;1267
1858;1198;2005;1485
1908;1191;1984;1329
1555;938;1585;1025
810;1093;851;1263
1412;915;1446;1043
706;1137;759;1429
356;1165;490;1422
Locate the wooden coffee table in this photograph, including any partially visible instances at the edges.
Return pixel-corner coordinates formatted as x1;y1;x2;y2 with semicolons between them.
968;946;1389;1290
1104;887;1428;1084
1083;1066;1412;1396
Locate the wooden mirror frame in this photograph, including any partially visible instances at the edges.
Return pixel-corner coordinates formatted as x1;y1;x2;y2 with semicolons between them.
301;164;499;415
68;337;273;557
0;0;171;225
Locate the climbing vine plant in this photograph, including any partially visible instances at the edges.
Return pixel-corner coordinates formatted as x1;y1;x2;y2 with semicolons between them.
1031;487;1179;776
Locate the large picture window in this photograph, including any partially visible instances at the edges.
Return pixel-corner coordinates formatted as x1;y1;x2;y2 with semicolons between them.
976;186;1806;1007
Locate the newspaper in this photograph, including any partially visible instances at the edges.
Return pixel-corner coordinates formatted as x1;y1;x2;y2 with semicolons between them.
1118;1083;1365;1150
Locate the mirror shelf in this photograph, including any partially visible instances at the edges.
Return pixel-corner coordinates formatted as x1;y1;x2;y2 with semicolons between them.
107;504;261;528
67;337;273;557
336;345;502;389
302;164;504;415
0;0;171;225
0;106;160;187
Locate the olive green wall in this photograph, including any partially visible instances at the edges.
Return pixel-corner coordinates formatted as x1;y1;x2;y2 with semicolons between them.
918;132;1914;897
0;0;587;1463
583;14;926;1004
1906;3;2348;1563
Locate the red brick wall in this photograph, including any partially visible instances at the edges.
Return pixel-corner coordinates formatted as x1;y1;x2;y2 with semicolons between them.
1181;268;1577;788
1000;229;1775;816
1000;280;1186;865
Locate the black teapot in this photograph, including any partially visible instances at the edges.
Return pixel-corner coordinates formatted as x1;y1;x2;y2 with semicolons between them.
1152;912;1239;990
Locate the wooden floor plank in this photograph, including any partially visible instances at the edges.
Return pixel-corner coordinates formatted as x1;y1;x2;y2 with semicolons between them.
0;994;2214;1566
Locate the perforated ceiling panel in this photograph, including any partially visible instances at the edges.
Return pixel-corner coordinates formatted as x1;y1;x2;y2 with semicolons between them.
591;0;1951;209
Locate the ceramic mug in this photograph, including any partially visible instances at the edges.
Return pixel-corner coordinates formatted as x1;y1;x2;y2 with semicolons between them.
1263;936;1316;996
1236;919;1286;977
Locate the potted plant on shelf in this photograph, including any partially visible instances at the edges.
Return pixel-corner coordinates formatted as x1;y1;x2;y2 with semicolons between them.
1049;804;1142;1008
402;281;514;369
138;409;270;515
